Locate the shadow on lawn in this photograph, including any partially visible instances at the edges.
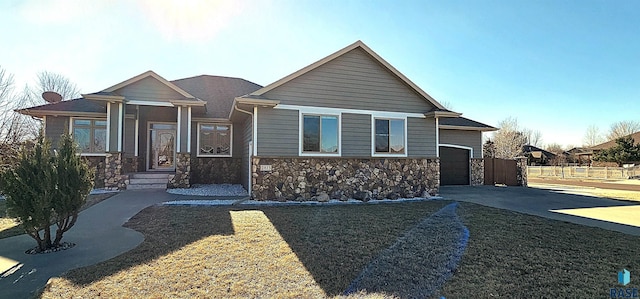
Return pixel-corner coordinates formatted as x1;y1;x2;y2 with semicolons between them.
63;206;235;286
261;201;449;296
58;200;449;296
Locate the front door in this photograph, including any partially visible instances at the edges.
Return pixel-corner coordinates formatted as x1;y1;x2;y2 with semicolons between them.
148;123;177;171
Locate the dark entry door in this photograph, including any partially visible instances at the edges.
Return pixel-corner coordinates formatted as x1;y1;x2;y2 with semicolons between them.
440;146;470;185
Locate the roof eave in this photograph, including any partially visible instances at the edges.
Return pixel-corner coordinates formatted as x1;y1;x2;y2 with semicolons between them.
228;97;281;119
82;94;125;102
439;124;498;132
424;111;462;118
16;109;106;118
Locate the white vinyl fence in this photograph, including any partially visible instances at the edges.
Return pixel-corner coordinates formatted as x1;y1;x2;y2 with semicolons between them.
527;166;640;180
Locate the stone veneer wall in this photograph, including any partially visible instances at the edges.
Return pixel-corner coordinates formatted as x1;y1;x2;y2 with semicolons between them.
251;157;440;201
516;157;528;187
471;158;484;186
168;153;191;188
190;157;241;184
104;153;128;190
82;156;106;188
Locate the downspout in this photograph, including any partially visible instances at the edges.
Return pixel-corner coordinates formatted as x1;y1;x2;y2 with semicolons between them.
435;117;440;157
234;104;254;197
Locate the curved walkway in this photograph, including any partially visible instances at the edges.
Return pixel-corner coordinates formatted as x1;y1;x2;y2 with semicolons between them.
0;190;174;299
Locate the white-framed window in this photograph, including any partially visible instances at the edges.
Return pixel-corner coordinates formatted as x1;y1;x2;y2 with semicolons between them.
71;118;107;154
198;123;232;157
300;113;340;156
372;117;407;156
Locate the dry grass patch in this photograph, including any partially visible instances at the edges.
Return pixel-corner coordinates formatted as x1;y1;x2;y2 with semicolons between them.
0;193;116;239
40;201;450;298
439;202;640;298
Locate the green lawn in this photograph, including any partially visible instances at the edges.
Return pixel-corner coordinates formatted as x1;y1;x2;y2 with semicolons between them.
39;201;640;298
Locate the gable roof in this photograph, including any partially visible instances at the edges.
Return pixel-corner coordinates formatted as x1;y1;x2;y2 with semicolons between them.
439;117;497;131
171;75;262;118
590;131;640;150
248;40;446;110
103;70;194;98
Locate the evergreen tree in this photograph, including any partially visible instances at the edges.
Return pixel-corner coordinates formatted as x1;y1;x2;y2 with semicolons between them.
51;133;94;246
593;136;640;166
0;133;94;252
0;135;56;251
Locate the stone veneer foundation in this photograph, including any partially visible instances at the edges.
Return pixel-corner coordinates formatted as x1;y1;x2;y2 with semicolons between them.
168;153;191;188
251;157;440;201
471;158;484;186
104;153;128;190
82;156;106;188
516;157;528;187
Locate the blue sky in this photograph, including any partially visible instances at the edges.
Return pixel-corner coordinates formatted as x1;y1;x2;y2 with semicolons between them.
2;0;638;147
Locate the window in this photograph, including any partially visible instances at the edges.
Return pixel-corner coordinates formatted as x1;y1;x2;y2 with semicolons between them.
72;119;107;154
374;118;405;154
198;123;231;156
302;114;339;154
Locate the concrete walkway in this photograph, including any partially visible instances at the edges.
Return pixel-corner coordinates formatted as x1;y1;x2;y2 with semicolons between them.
440;185;640;236
0;190;176;299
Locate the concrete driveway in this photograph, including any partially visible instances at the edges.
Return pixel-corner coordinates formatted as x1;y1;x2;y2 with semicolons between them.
440;185;640;236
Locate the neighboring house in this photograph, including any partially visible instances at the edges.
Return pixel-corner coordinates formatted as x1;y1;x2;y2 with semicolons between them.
574;132;640;165
522;145;558;166
18;41;496;200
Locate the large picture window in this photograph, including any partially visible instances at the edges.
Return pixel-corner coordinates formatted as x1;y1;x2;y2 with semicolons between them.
302;114;339;154
72;118;107;154
198;123;232;156
374;118;405;154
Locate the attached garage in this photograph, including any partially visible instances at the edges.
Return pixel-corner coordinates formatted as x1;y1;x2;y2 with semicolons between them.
439;146;470;185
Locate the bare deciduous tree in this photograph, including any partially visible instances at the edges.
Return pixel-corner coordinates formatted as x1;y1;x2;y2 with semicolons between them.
545;143;565;154
492;117;528;159
607;120;640;141
523;129;543;147
583;124;604;147
0;68;81;168
35;71;81;101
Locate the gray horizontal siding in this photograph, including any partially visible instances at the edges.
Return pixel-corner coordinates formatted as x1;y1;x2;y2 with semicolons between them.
116;77;183;102
263;48;435;113
257;107;298;156
439;129;482;158
408;117;436;157
342;113;370;157
45;116;68;149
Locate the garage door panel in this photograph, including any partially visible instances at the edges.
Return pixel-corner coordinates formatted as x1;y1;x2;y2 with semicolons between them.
440;146;470;185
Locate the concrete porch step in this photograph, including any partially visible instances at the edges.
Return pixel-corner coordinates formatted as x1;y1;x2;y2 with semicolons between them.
129;178;169;185
127;183;168;190
126;172;172;190
129;172;172;179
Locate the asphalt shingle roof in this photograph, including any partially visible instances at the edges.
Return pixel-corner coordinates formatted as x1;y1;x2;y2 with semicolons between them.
171;75;262;118
439;117;496;130
20;97;106;113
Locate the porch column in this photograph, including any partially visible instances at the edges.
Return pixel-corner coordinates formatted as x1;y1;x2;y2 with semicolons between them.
105;101;127;190
169;105;191;188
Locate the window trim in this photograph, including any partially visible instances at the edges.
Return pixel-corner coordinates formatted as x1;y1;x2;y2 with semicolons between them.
298;111;342;157
371;116;408;157
70;117;108;156
196;122;233;157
